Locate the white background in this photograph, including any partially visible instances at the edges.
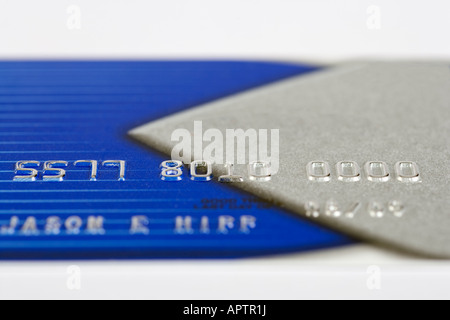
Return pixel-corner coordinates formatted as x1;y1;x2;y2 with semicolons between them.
1;0;449;61
0;0;450;300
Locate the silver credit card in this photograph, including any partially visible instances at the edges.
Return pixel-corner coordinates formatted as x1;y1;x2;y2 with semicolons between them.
130;62;450;258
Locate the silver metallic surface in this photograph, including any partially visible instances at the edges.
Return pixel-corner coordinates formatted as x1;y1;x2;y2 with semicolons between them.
218;163;244;183
130;62;450;258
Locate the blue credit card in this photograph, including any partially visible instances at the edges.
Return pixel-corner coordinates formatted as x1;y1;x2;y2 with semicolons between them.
0;61;352;259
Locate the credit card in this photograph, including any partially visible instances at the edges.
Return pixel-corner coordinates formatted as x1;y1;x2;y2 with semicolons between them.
131;62;450;258
0;61;352;259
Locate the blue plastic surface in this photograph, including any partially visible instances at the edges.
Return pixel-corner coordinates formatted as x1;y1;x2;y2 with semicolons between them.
0;61;352;259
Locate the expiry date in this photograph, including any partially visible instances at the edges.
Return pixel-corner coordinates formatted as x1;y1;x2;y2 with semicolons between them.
304;200;405;219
